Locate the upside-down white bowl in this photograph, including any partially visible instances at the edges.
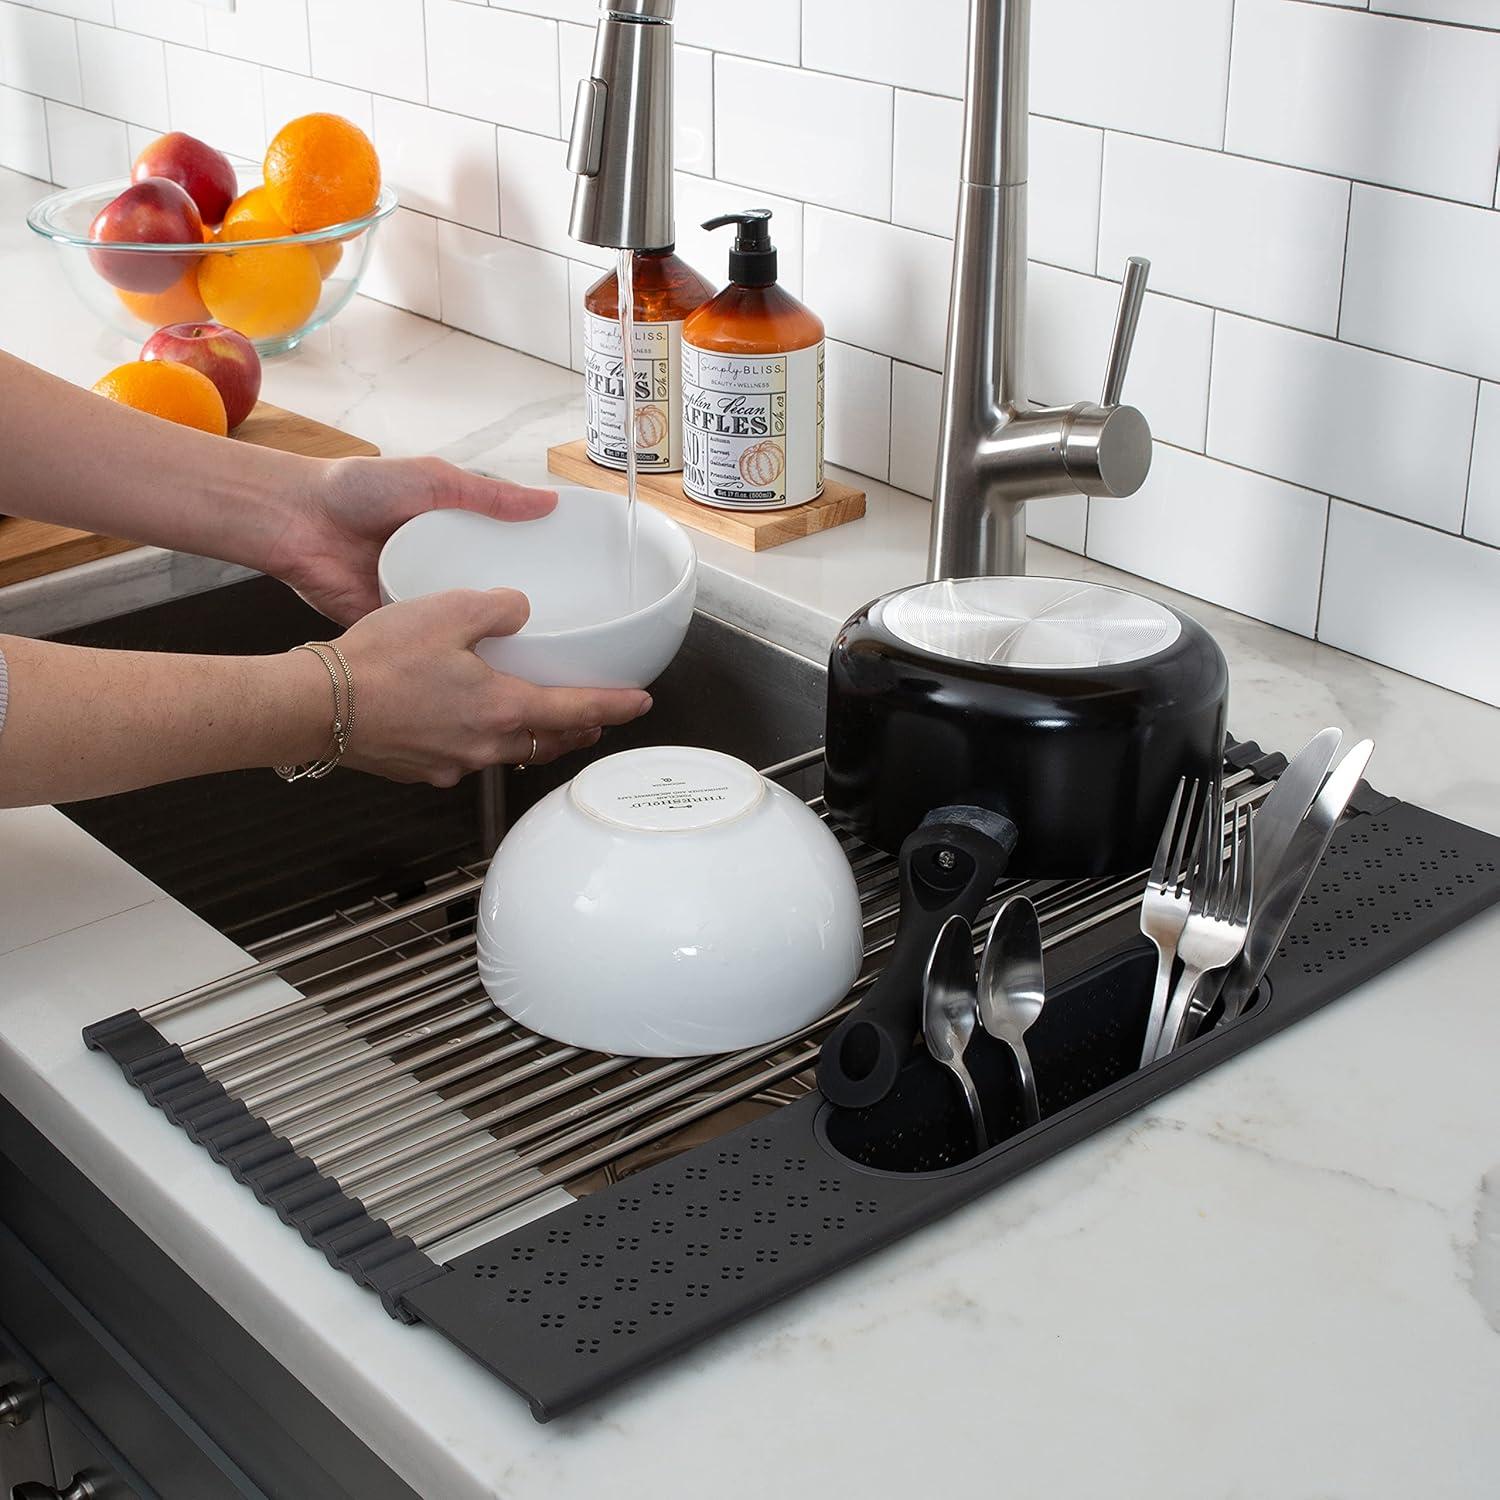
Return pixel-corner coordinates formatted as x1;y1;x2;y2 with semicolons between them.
475;746;865;1057
378;486;697;688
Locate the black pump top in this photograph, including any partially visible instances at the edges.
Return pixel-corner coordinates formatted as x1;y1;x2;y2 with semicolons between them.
702;209;778;287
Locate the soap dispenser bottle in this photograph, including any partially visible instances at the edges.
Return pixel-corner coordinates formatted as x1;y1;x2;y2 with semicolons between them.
681;210;825;510
583;246;716;475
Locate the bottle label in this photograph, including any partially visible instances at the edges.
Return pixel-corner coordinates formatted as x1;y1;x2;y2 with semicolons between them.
680;341;825;509
583;311;684;474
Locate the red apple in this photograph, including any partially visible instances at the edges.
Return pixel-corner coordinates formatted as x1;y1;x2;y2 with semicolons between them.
141;321;262;430
132;131;238;226
88;178;203;293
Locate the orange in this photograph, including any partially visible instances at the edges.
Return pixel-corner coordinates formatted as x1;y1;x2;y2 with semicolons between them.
218;207;340;278
198;230;321;340
116;270;210;326
263;113;380;233
92;360;227;436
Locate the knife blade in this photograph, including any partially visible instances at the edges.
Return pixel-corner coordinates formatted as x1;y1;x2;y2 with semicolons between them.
1217;737;1374;1021
1247;727;1343;914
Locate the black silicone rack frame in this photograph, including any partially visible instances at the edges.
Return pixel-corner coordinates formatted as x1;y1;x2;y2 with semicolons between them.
84;741;1500;1422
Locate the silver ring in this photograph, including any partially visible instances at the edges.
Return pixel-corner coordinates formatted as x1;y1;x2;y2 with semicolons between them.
514;728;538;771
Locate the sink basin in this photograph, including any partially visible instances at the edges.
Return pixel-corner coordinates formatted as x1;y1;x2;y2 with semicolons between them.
51;576;827;941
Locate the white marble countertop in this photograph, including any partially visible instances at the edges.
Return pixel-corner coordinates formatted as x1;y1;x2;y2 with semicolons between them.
4;165;1500;1498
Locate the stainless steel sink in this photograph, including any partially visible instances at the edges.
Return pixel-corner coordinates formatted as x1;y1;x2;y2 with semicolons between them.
51;576;827;944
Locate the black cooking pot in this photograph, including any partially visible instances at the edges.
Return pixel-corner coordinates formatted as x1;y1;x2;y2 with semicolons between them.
817;575;1227;1109
825;576;1228;868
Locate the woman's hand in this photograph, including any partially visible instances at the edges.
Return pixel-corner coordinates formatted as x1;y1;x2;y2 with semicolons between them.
267;455;557;626
328;588;652;786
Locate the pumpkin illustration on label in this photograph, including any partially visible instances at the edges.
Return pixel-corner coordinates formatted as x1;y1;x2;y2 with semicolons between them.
739;439;785;489
634;403;668;451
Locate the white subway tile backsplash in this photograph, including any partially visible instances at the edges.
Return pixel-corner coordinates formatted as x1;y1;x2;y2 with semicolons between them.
20;0;109;20
888;360;941;499
496;123;609;266
823;340;892;482
111;0;207;47
308;0;426;104
1341;185;1500;382
0;84;49;179
1207;315;1476;531
1227;0;1500;207
205;0;311;74
0;2;81;105
1319;501;1500;706
9;0;1500;711
77;21;168;130
262;68;374;137
674;1;799;67
714;57;891;220
1030;265;1214;453
673;171;805;296
674;44;712;178
362;205;441;320
437;219;571;365
1087;444;1329;636
1372;1;1499;27
804;208;951;371
1099;133;1348;334
802;0;967;98
1032;0;1235;150
1464;384;1500;547
165;44;264;158
426;0;558;135
1031;120;1104;276
373;96;498;232
43;98;127;186
891;90;958;238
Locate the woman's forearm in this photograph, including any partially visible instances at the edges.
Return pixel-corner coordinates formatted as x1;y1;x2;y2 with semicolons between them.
0;634;329;807
0;350;321;571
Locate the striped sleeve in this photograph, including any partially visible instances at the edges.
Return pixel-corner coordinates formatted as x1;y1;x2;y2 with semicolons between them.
0;644;8;740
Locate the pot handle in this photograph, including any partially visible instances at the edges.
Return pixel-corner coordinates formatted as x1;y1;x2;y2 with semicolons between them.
817;806;1018;1110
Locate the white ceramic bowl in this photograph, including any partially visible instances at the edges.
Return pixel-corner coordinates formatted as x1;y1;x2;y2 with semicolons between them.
378;486;697;688
476;746;865;1057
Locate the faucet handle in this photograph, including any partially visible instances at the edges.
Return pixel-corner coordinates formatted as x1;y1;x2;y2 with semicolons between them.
1100;256;1150;407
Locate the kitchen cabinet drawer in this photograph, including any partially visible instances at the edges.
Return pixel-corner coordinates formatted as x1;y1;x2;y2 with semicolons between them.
37;1389;149;1500
0;1327;53;1494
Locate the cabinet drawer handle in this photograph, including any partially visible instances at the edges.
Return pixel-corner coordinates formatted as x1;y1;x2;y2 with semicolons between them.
0;1380;39;1428
14;1477;100;1499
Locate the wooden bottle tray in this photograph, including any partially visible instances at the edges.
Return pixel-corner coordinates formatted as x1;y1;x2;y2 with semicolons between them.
546;439;866;552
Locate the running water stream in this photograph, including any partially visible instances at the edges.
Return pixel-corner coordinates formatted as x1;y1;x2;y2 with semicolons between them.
617;247;639;608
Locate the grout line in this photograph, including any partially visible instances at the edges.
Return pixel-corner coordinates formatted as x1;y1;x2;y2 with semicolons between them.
1286;0;1499;32
1092;131;1107;277
1203;309;1219;452
1220;0;1238;152
1312;495;1334;640
1332;180;1355;340
1459;381;1483;536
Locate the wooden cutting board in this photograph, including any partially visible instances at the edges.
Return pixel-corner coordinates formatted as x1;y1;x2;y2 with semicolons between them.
0;402;379;588
547;439;866;552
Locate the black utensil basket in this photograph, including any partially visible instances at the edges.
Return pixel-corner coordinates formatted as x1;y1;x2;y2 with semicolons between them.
85;741;1500;1422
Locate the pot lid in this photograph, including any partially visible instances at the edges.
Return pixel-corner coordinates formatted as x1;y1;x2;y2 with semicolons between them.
875;577;1182;669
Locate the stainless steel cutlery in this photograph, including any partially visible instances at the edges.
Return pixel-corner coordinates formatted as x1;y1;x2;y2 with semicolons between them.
977;895;1047;1127
1138;776;1204;1066
921;914;989;1152
1216;738;1375;1022
1153;796;1254;1059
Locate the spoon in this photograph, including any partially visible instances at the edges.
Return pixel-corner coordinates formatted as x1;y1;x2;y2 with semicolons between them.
977;895;1047;1126
921;914;989;1153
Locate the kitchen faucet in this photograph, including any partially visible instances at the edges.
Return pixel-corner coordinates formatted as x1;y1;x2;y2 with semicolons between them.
565;0;1154;579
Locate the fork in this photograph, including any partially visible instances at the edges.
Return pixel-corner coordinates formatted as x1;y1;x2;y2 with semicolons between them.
1137;776;1202;1067
1153;793;1254;1061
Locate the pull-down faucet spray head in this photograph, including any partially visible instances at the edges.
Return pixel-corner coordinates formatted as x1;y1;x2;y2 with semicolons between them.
567;0;676;251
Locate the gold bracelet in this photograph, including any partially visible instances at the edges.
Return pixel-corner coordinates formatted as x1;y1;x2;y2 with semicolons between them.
274;642;356;782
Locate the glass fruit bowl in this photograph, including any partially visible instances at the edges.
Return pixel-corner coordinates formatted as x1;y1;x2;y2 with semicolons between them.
26;173;398;356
